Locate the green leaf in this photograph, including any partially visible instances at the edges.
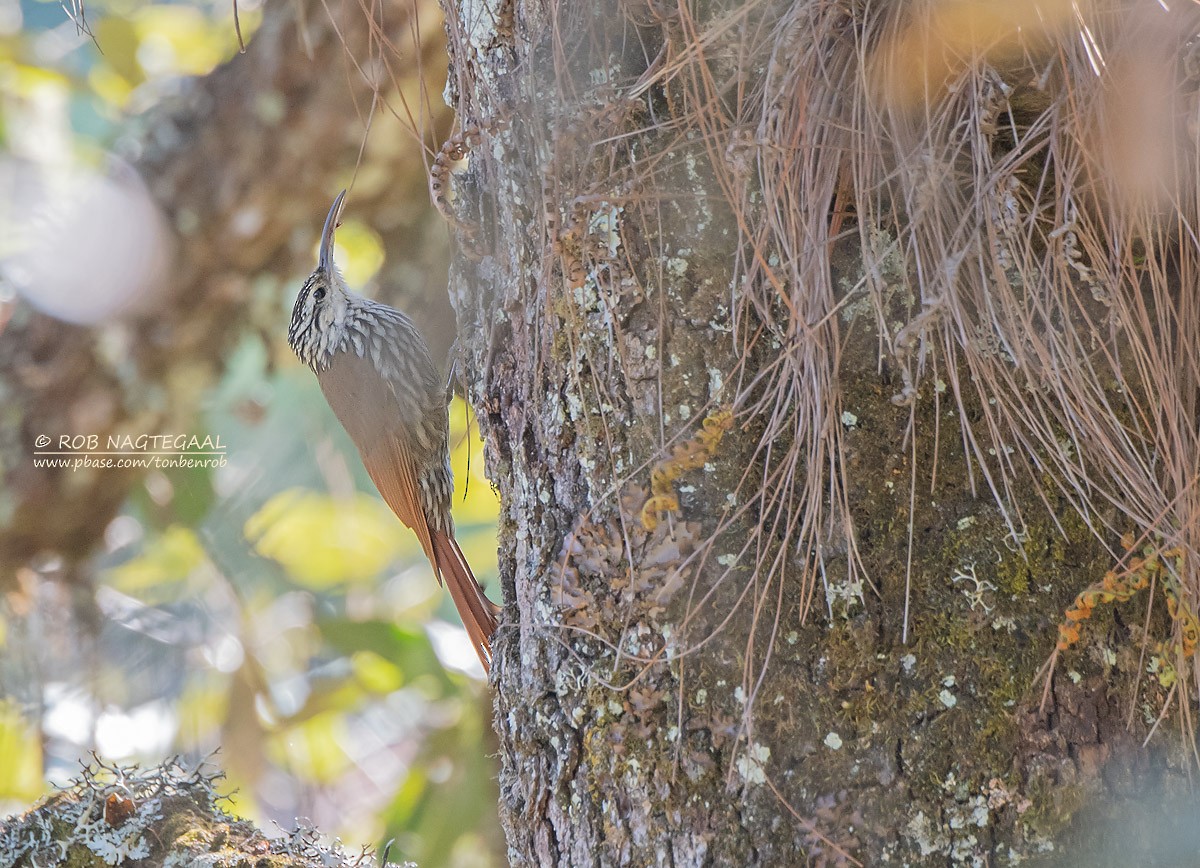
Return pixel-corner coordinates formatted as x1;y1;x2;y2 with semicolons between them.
266;711;351;783
245;488;410;587
105;524;206;598
325;219;385;288
0;700;45;801
319;618;448;685
132;6;227;77
94;17;144;86
162;442;216;525
352;651;405;694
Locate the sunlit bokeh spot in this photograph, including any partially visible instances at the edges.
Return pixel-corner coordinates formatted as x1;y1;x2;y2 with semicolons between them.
246;488;414;587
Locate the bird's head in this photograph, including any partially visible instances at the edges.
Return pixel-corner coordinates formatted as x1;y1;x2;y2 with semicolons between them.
289;190;354;368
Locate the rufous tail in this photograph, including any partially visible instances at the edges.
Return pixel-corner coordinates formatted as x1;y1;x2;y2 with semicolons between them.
431;530;500;671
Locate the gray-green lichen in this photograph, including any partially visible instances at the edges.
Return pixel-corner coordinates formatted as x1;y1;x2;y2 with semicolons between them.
0;757;408;868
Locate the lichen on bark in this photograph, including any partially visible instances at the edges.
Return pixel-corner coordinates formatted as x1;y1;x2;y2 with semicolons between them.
0;756;398;868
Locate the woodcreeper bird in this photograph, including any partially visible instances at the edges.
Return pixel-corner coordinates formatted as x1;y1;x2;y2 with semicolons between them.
288;190;499;670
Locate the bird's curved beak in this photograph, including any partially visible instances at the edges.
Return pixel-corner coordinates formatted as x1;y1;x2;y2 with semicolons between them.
318;189;347;277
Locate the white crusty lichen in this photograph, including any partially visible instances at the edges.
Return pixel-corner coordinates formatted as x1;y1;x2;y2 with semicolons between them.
951;562;996;613
0;756;405;868
899;774;1032;866
0;757;173;868
734;742;770;785
587;203;624;258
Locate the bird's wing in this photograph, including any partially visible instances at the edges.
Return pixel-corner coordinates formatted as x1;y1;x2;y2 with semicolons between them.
316;349;436;565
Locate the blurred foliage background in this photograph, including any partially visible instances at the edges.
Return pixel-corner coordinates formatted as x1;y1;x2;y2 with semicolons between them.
0;0;504;864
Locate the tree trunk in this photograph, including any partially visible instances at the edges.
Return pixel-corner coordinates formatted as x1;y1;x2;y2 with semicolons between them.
443;0;1199;863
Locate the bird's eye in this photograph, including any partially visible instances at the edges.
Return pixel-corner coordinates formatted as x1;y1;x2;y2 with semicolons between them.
313;287;326;302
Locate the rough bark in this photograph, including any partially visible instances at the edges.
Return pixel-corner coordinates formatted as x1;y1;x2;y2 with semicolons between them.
0;0;452;583
441;0;1196;864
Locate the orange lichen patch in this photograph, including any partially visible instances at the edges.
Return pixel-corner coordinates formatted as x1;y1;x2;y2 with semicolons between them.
640;409;734;531
1161;558;1199;659
1057;540;1198;658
